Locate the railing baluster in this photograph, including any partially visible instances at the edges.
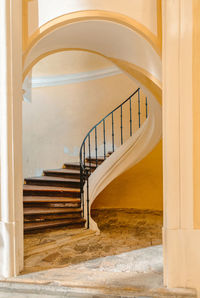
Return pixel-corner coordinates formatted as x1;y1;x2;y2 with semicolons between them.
120;105;123;145
81;188;84;217
83;142;85;169
146;97;148;119
80;150;84;217
129;96;132;137
88;134;91;170
103;119;106;159
95;127;98;168
138;89;141;128
85;169;90;229
112;112;114;152
80;88;143;232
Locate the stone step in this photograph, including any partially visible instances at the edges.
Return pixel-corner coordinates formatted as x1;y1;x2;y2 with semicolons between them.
24;218;86;232
43;168;80;179
23;185;80;198
23;196;80;204
63;162;96;171
85;157;104;165
24;212;82;222
25;176;80;188
0;281;196;298
24;207;82;215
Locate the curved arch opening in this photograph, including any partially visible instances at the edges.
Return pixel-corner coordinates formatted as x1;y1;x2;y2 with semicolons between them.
23;10;161;60
23;13;162;85
23;49;163;277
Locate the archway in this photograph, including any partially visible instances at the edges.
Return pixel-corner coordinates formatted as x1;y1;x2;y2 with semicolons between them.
22;49;163;277
21;6;163;277
1;4;163;281
1;1;199;295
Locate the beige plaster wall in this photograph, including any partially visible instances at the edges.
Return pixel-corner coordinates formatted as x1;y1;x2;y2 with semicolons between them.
27;0;157;36
32;51;112;77
92;141;163;210
0;0;24;277
23;73;140;178
28;0;38;36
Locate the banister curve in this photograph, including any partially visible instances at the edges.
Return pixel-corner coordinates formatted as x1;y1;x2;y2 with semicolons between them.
79;88;140;153
79;88;148;229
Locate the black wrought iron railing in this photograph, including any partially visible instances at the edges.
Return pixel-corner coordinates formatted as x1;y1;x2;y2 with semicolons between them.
79;88;148;228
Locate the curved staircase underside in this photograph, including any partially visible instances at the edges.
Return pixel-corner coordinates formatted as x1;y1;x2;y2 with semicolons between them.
84;95;162;231
23;90;161;233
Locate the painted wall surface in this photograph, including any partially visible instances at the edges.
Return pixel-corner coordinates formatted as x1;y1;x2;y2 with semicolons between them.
34;0;157;35
23;72;140;178
28;0;38;36
0;0;24;277
193;0;200;229
32;51;113;77
92;141;163;210
24;20;162;82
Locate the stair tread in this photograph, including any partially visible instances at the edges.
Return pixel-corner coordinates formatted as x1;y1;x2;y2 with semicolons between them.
86;157;105;161
64;162;96;168
44;169;80;174
24;218;86;230
23;185;80;193
24;213;82;221
25;176;80;183
107;151;114;155
24;207;82;215
23;163;84;232
23;196;80;203
85;157;104;165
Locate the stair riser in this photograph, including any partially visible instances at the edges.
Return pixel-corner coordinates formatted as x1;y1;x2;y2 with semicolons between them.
24;222;85;233
23;190;80;198
25;180;80;188
85;160;103;166
64;164;81;170
24;213;82;221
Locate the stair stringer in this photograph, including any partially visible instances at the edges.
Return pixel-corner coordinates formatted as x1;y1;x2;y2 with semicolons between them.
83;96;162;232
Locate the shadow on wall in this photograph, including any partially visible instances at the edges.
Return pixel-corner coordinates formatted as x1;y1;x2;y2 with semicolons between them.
92;141;163;211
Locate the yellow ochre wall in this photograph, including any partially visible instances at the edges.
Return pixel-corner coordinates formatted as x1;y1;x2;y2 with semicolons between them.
92;140;163;210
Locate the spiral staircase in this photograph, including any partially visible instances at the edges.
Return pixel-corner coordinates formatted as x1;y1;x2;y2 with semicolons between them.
23;88;161;233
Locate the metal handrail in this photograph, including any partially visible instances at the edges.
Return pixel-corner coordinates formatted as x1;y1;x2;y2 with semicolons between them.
79;88;148;228
80;88;140;150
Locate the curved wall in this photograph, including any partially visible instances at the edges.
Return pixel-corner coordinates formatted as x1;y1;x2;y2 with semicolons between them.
32;51;112;77
24;20;161;81
92;141;163;210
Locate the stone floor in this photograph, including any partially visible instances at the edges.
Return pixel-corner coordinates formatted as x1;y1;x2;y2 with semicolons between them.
2;246;196;297
0;209;197;297
23;208;163;273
